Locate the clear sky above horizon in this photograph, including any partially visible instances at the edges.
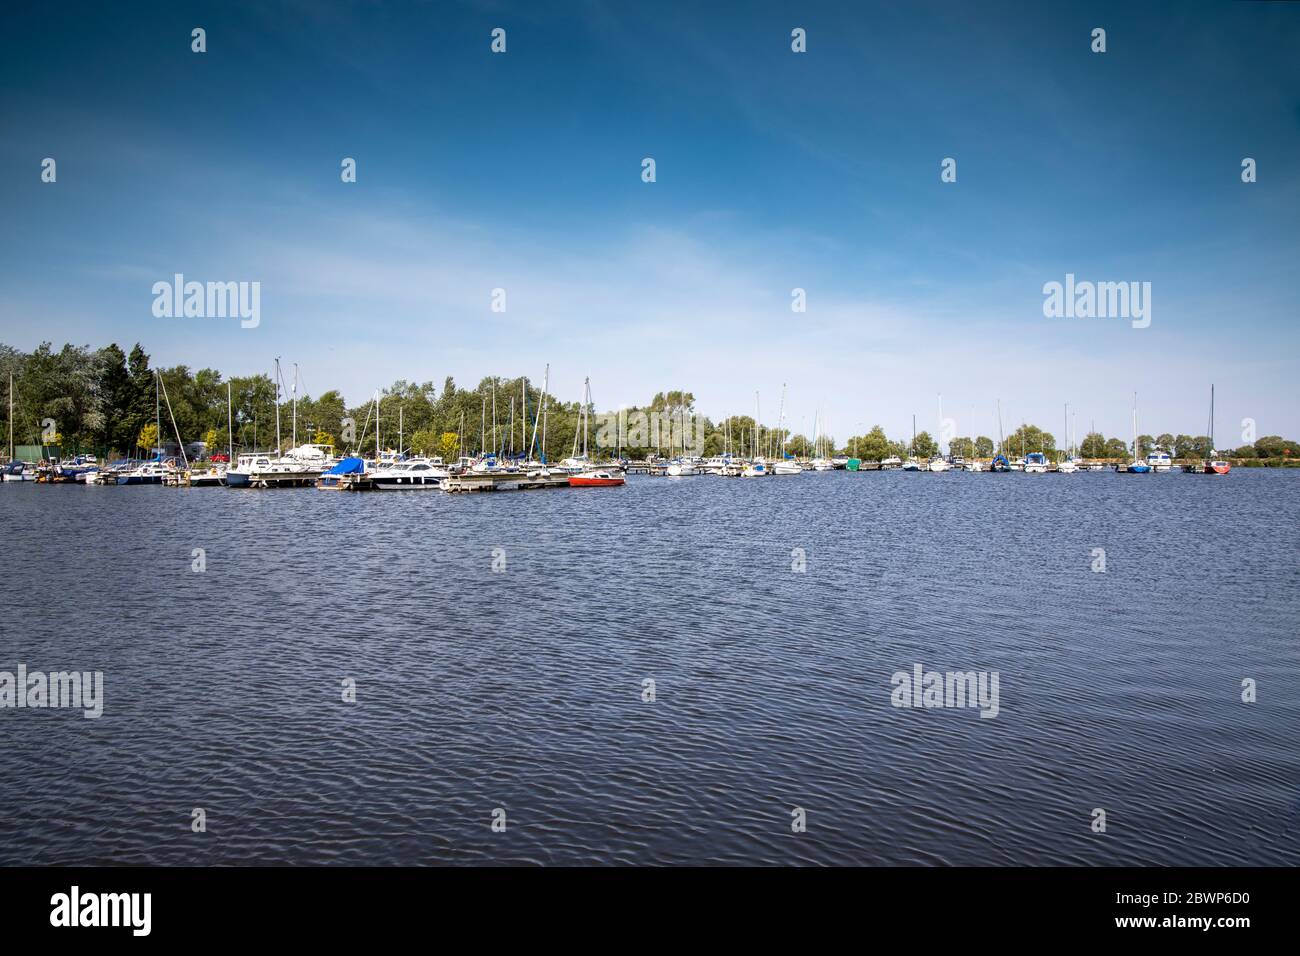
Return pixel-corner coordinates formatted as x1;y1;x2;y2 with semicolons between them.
2;0;1297;444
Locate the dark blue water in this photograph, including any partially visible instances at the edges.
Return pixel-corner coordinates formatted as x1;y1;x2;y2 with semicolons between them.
2;469;1298;865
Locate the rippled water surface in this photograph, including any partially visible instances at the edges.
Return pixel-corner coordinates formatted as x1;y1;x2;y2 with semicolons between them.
2;469;1298;865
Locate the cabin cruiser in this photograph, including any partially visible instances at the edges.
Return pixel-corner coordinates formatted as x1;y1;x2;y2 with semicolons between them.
1023;452;1048;474
901;457;923;471
962;457;983;472
117;458;176;484
773;458;802;475
666;458;699;477
54;455;99;482
371;457;448;489
927;457;951;472
741;459;768;477
830;455;849;469
1145;451;1173;473
228;444;336;488
2;460;38;481
1056;458;1079;474
810;457;834;471
880;456;903;470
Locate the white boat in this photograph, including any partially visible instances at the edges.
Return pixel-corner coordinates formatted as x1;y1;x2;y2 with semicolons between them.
371;457;448;489
880;456;903;470
1146;451;1172;472
962;459;983;472
927;457;950;472
1055;406;1079;473
810;458;834;471
741;460;768;477
1023;452;1048;474
2;461;38;481
666;459;699;477
901;458;923;471
773;459;802;475
55;454;99;482
117;459;175;484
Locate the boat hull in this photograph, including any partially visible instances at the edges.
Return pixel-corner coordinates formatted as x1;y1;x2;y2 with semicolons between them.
568;476;625;487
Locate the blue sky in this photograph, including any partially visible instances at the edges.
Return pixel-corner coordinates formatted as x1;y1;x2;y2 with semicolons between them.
2;0;1297;444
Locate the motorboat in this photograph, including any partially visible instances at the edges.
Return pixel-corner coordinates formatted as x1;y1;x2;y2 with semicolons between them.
2;460;37;482
1146;451;1173;473
371;457;448;489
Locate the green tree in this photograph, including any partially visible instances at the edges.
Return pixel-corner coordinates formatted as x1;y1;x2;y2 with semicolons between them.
137;422;159;454
1254;435;1293;458
1080;431;1107;458
1001;424;1055;458
1102;437;1129;459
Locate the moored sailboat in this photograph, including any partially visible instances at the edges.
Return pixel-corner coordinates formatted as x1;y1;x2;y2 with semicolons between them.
1189;385;1231;475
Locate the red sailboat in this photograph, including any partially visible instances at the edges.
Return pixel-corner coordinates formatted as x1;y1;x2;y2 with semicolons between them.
1192;385;1230;475
568;469;625;488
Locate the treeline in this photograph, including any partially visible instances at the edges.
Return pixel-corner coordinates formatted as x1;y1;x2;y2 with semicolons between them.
0;342;1294;464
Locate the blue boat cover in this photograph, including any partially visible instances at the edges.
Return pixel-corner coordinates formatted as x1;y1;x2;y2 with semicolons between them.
324;457;365;475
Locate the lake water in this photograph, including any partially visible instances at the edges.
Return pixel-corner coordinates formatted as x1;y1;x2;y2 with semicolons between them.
2;469;1297;865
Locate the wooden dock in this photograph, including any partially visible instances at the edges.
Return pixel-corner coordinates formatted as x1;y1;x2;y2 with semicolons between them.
441;472;573;493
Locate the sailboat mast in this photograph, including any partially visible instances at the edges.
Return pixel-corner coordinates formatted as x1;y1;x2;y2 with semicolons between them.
1209;384;1216;453
227;380;233;461
157;370;189;469
154;370;160;458
273;357;282;454
527;365;547;462
1132;392;1139;462
292;363;298;449
779;384;787;459
8;372;13;461
938;393;943;457
375;391;381;458
1063;403;1068;460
